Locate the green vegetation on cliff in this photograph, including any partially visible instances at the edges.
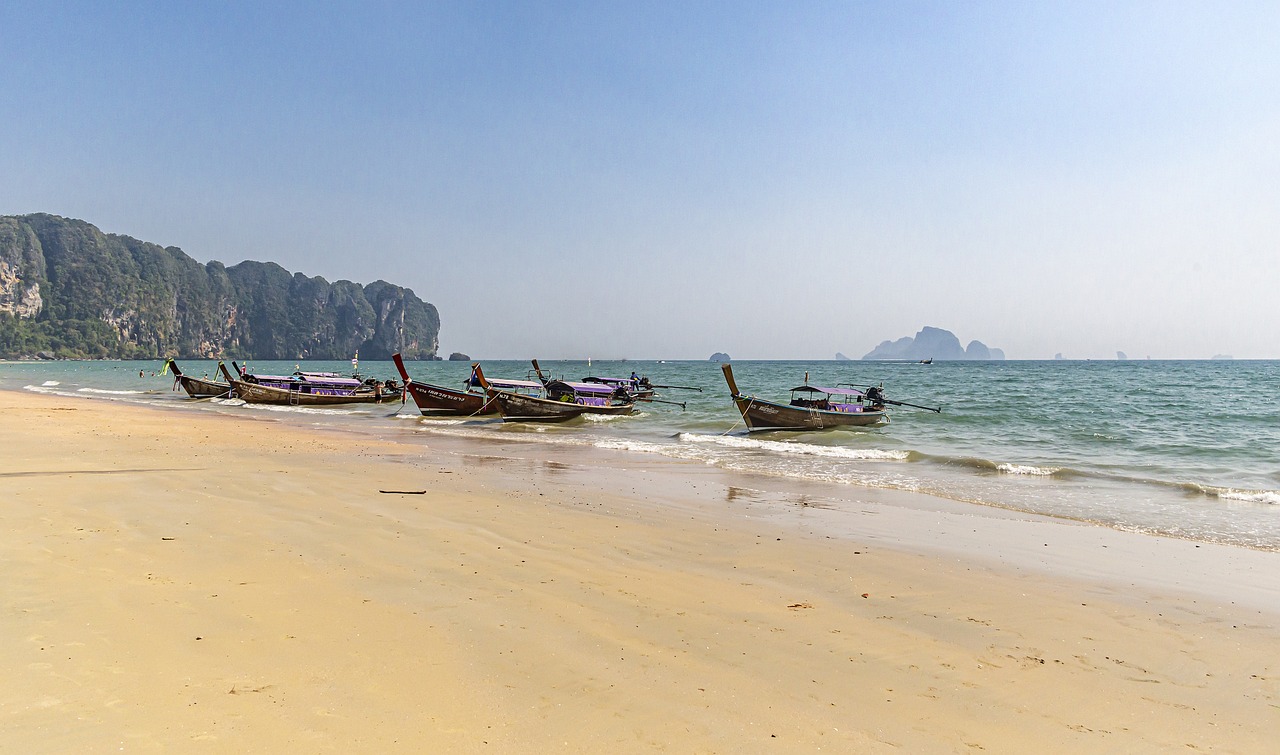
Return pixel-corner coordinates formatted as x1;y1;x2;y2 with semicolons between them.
0;214;439;360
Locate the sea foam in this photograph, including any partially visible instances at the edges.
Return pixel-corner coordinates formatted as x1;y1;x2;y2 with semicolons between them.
996;463;1061;476
242;404;355;416
1209;488;1280;506
582;412;639;423
678;433;910;461
24;384;63;395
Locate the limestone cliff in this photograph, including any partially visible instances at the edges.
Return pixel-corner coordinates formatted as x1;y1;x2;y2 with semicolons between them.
862;326;1005;361
0;214;439;360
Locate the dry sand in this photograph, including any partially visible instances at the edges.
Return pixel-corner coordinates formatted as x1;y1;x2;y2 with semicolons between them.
2;389;1277;753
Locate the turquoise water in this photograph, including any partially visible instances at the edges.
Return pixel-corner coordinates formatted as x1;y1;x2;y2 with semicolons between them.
4;358;1278;549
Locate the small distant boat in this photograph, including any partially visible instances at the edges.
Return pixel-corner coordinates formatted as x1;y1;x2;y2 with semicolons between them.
720;364;889;432
476;361;637;422
164;358;231;398
219;363;401;406
392;353;540;417
920;358;933;364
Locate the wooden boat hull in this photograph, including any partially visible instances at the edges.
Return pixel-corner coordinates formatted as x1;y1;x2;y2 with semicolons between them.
165;358;230;398
490;390;635;423
404;381;499;416
229;379;401;406
175;374;230;399
393;352;499;416
732;395;888;431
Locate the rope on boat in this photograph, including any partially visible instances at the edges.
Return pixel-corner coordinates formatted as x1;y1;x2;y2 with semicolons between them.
720;397;750;435
464;399;492;418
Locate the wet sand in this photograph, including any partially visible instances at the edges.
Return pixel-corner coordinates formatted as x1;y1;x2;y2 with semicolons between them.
2;389;1277;752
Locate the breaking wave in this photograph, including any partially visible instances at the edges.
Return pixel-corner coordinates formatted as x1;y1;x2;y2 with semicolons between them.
24;384;63;395
241;404;353;416
582;412;640;423
1179;484;1280;506
678;433;910;461
997;463;1062;476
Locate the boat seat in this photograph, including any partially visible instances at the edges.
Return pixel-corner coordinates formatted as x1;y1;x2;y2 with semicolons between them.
830;403;863;413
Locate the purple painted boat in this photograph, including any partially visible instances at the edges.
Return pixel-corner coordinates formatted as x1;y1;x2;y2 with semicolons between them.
581;375;655;398
219;362;402;406
721;364;890;432
393;353;541;417
476;361;637;422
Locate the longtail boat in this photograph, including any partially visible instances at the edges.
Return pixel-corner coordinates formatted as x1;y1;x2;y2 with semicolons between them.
219;363;401;406
721;364;889;431
165;358;231;398
580;372;703;406
476;361;636;422
392;353;542;417
581;374;655;399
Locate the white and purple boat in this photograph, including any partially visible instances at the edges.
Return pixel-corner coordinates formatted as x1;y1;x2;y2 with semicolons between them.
721;364;890;432
393;353;542;417
219;363;401;406
475;361;636;422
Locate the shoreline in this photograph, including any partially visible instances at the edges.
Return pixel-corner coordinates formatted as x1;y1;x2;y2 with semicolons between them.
8;359;1280;555
405;423;1280;613
3;388;1277;751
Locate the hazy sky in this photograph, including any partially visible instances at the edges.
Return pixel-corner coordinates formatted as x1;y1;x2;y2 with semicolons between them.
3;2;1278;359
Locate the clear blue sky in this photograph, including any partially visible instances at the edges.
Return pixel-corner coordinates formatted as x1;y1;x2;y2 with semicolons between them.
3;1;1278;359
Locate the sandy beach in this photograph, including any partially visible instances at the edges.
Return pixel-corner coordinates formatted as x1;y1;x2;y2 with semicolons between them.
2;389;1277;753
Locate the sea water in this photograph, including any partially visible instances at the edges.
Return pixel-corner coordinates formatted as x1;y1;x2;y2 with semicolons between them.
3;358;1277;550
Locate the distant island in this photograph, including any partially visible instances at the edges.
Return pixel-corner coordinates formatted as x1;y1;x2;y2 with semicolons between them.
448;352;470;361
0;214;439;360
709;352;731;362
862;326;1005;361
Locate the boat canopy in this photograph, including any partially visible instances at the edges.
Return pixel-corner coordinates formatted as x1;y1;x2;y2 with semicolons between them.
790;384;865;396
300;376;363;387
253;374;300;382
560;381;618;395
583;376;634;386
487;378;543;390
